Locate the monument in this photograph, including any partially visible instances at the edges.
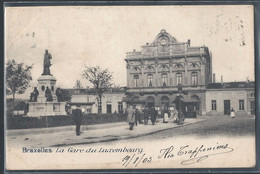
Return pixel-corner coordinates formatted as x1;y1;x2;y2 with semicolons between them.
27;50;67;117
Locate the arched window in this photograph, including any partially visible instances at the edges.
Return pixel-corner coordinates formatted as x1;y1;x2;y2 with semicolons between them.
191;72;198;86
161;73;167;86
176;73;182;85
134;75;139;87
148;74;153;87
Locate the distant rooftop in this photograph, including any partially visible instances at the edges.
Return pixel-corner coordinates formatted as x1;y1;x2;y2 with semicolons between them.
207;81;255;89
63;87;126;95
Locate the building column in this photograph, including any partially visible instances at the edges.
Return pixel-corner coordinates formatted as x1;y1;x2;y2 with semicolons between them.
155;58;159;87
200;56;206;85
126;61;131;87
169;58;173;86
184;58;188;85
140;60;144;87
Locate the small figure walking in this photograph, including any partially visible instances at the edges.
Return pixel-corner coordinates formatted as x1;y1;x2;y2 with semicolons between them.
151;107;158;125
127;104;135;130
230;108;235;118
73;105;83;135
163;109;169;123
143;105;149;125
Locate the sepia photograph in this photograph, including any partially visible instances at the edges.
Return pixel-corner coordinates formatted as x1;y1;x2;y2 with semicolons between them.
4;5;255;170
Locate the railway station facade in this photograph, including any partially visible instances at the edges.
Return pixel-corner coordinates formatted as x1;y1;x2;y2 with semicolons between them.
124;29;212;115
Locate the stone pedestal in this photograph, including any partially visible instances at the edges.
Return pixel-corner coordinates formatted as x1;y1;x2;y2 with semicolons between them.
27;75;67;117
37;75;57;102
27;102;67;117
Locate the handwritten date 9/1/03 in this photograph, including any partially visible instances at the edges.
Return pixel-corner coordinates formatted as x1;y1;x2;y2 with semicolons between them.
122;153;152;167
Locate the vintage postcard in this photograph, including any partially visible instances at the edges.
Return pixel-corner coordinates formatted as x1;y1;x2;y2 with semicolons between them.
5;5;255;170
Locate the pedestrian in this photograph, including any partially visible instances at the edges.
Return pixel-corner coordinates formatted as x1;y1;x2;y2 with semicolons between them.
151;107;158;125
172;107;178;123
230;108;235;118
163;109;169;123
127;104;135;130
143;105;149;125
135;107;142;126
73;104;83;136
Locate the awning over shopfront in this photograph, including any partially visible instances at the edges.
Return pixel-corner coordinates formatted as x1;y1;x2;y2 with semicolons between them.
172;95;200;103
122;97;146;104
67;102;95;106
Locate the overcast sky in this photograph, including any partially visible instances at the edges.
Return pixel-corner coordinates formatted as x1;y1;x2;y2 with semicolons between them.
5;5;254;98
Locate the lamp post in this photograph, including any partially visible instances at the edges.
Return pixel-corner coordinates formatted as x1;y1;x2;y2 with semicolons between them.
177;84;184;124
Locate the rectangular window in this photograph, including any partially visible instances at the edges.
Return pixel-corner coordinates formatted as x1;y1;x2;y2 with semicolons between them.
148;74;153;87
239;100;244;110
176;73;182;85
134;75;139;87
106;104;112;114
118;102;123;113
211;100;217;110
191;72;198;86
162;74;167;86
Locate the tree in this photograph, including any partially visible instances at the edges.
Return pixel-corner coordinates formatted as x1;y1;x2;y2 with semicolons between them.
82;66;113;114
6;59;33;114
6;59;33;101
73;80;83;88
60;89;71;102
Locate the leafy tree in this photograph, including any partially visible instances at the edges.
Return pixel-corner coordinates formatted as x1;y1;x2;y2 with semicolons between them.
6;59;33;102
82;66;113;114
60;89;71;102
73;80;83;88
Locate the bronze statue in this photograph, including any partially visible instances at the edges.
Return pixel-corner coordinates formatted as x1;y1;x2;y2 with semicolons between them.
45;87;53;102
29;87;39;102
42;49;52;75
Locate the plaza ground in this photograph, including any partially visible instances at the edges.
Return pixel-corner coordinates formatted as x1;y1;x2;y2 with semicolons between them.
6;114;255;148
128;114;255;141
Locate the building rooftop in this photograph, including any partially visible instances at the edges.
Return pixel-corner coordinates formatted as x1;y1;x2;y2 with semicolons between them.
207;81;255;89
125;29;209;60
63;87;126;95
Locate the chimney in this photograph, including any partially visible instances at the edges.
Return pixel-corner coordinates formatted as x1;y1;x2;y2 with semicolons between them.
187;39;190;46
213;73;216;83
221;75;223;84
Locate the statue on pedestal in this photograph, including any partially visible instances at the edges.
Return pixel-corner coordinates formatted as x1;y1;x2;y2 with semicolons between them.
29;87;39;102
42;49;52;75
45;86;53;102
56;87;62;102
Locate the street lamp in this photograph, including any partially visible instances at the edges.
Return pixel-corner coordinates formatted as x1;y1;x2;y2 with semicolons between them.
177;84;184;124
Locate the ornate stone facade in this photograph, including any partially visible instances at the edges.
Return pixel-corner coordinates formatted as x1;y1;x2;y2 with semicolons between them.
125;29;212;115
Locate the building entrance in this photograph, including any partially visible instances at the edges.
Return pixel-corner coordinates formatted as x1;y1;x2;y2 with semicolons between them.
160;96;169;111
146;96;155;108
224;100;230;115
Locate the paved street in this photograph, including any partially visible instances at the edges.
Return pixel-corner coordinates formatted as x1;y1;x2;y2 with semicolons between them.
6;114;255;149
72;114;255;148
6;118;204;148
117;114;256;142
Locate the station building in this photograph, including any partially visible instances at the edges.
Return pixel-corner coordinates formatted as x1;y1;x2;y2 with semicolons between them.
124;29;212;115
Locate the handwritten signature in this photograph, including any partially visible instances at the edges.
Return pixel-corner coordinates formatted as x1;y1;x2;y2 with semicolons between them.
158;143;234;165
122;143;234;167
